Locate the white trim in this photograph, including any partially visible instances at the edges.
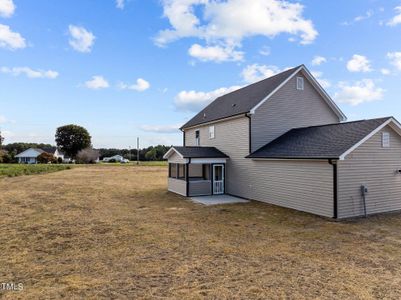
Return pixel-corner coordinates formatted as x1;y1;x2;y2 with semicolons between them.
191;158;227;164
249;65;347;122
339;118;401;160
163;147;184;160
169;158;189;164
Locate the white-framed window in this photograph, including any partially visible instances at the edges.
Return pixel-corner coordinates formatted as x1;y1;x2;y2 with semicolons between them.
209;126;215;139
382;132;390;148
195;130;200;146
296;76;304;90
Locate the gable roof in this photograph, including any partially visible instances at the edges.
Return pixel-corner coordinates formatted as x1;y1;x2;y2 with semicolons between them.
42;147;57;154
164;146;229;159
181;65;346;129
15;148;44;158
247;117;398;160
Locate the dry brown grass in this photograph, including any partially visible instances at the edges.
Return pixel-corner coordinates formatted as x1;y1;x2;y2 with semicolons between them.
1;165;401;299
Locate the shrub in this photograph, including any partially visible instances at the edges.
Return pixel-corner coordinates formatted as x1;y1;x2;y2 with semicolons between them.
57;157;63;164
37;152;57;164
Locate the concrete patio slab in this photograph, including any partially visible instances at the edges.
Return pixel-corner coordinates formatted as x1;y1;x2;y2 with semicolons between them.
190;195;250;206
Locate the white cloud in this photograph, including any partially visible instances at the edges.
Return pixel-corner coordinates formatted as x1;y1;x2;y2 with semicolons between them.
156;0;317;62
387;52;401;70
175;85;241;112
310;71;331;89
259;46;270;56
342;10;374;26
311;55;327;66
116;0;125;9
0;0;15;18
381;68;391;75
334;79;384;106
0;66;58;79
119;78;150;92
346;54;372;72
188;43;243;62
387;6;401;26
68;25;95;53
0;115;7;124
241;64;280;83
0;24;26;49
140;124;181;133
84;76;109;90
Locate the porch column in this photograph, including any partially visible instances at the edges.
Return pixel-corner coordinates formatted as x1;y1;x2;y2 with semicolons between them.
185;162;189;197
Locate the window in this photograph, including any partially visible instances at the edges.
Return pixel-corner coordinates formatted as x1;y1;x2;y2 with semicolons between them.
382;132;390;148
178;164;185;179
195;130;200;146
209;126;215;139
169;163;177;178
296;76;304;90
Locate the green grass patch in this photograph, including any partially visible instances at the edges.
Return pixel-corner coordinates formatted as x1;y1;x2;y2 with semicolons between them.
0;164;72;178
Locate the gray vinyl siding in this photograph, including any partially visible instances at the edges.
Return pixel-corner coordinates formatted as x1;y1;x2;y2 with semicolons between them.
338;126;401;218
251;70;340;152
168;152;187;164
168;178;186;196
189;181;211;196
247;160;334;218
184;117;335;217
185;116;250;196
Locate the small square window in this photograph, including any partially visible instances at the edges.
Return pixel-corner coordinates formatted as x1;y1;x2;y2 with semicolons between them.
209;126;215;139
296;77;304;90
382;132;390;148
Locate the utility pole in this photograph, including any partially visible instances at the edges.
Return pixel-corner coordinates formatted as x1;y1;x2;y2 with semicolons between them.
137;137;139;165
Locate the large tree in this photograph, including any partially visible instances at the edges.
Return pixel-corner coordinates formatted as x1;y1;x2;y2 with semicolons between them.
55;125;91;158
0;130;4;149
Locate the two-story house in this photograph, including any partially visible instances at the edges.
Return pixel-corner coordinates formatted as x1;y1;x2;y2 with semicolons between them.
164;65;401;219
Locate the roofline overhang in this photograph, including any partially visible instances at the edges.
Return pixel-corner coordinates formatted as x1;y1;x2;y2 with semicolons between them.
247;157;338;161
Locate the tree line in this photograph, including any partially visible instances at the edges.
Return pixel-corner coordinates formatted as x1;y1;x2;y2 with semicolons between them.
0;126;170;163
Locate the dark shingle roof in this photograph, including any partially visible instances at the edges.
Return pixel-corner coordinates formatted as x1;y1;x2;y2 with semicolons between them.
181;66;301;129
42;147;57;154
172;146;229;158
247;117;391;159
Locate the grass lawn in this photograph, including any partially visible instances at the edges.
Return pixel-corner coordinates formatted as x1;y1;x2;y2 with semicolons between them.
1;165;401;299
0;164;71;178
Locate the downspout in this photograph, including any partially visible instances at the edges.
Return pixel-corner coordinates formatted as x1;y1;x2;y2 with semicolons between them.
246;114;252;154
181;129;186;146
329;159;338;219
186;158;191;197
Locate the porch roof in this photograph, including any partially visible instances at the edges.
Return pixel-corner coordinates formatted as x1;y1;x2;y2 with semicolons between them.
164;146;229;159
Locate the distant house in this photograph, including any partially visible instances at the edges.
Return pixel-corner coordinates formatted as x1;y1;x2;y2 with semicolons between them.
103;155;126;163
15;147;69;164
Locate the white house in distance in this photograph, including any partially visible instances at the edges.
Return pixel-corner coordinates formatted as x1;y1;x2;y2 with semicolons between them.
15;147;68;164
103;155;128;163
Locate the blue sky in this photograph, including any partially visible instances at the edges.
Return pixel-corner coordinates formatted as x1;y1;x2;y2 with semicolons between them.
0;0;401;148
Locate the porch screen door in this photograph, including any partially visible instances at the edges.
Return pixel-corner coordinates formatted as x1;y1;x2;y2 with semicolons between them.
213;164;224;194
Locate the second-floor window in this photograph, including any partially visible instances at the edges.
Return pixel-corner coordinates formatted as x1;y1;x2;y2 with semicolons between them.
296;77;304;90
195;130;200;146
382;132;390;148
209;126;215;139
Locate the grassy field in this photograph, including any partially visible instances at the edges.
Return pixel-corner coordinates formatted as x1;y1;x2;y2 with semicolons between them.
1;165;401;299
0;164;71;178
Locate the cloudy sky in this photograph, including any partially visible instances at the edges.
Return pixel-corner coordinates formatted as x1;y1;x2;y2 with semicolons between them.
1;0;401;148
